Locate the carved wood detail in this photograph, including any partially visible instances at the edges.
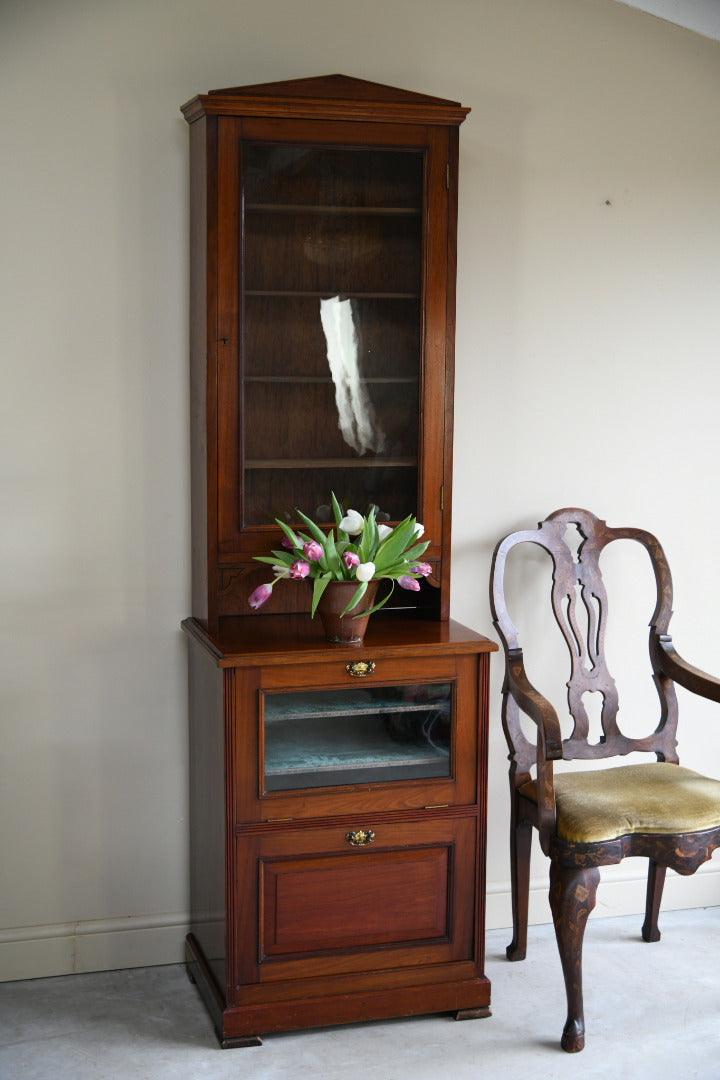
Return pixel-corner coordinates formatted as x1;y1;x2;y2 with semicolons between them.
549;863;600;1053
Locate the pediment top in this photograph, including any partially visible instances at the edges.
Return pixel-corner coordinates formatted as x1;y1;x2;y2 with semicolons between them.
181;73;469;126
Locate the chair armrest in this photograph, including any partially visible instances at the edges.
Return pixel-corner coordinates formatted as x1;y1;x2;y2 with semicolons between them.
653;634;720;703
506;652;563;759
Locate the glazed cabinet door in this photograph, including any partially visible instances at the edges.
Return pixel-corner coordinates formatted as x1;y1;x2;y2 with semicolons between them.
230;653;481;823
212;116;455;619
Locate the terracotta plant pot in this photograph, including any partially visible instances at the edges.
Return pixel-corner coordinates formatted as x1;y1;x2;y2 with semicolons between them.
316;580;379;644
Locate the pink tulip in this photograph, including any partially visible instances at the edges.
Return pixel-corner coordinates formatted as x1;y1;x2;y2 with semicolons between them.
289;559;310;580
281;535;296;551
248;583;272;610
303;540;323;562
342;551;360;570
412;562;432;577
398;574;421;592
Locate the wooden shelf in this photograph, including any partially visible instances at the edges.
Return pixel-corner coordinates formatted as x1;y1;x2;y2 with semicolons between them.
245;458;416;470
244;290;420;299
244;375;416;385
265;692;450;723
246;204;421;215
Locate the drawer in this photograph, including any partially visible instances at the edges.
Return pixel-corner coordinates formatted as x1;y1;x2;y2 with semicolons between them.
231;813;480;990
259;654;458;691
230;652;481;822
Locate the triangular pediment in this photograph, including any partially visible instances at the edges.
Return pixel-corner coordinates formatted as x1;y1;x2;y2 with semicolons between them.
182;73;468;126
208;74;462;108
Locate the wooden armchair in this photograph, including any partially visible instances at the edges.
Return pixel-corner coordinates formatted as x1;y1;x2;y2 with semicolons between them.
489;508;720;1052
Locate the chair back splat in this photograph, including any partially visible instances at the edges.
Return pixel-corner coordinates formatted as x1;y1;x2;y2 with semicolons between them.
491;507;678;776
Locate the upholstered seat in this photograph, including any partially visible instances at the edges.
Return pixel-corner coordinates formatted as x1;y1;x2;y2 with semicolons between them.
490;508;720;1052
519;763;720;844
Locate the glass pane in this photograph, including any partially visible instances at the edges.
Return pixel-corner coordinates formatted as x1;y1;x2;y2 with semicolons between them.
241;144;423;528
263;683;452;792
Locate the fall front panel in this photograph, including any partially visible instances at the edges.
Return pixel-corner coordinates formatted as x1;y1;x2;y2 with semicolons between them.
231;815;479;987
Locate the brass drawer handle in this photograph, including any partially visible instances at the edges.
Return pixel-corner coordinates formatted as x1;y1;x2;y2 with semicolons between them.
346;829;375;847
346;660;375;678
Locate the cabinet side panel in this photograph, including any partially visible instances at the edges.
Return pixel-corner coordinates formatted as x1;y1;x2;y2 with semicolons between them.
441;126;460;620
475;651;490;970
188;635;226;992
189;115;218;625
421;126;452;620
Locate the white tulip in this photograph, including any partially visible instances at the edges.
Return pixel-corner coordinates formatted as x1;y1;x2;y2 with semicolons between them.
413;522;424;539
339;509;364;535
356;561;376;582
377;523;393;541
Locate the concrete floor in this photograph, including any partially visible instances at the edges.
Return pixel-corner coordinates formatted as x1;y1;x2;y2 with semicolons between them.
2;908;719;1080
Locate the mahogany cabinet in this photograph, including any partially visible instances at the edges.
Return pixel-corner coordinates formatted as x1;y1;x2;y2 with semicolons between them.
180;76;496;1046
183;614;495;1046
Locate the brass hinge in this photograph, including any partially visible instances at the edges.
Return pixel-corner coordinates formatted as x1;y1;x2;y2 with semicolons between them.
265;817;293;823
424;803;449;810
440;485;444;511
446;163;450;189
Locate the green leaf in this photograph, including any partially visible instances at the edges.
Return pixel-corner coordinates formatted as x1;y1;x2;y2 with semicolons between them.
359;581;396;617
332;493;349;544
310;573;332;617
331;492;343;524
396;539;430;564
324;530;344;578
379;565;418;583
295;509;329;547
340;580;367;616
274;519;302;549
358;507;378;562
254;554;291;568
373;516;417;572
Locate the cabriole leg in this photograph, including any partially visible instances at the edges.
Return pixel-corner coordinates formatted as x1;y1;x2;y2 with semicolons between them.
549;862;600;1053
641;860;666;943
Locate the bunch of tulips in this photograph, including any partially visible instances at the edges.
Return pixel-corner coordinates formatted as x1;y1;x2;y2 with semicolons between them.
248;493;431;618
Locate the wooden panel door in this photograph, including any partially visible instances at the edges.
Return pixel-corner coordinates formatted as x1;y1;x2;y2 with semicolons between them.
231;814;480;992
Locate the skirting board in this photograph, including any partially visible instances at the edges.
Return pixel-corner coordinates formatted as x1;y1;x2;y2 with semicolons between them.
2;867;719;982
0;913;189;983
485;863;720;931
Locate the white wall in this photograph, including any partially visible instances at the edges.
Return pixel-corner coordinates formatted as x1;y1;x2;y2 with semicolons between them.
1;0;719;980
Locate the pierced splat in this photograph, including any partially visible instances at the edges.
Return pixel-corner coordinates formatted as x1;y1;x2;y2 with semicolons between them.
549;519;621;754
491;507;679;766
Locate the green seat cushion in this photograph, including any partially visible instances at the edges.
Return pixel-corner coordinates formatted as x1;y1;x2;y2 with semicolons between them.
519;762;720;844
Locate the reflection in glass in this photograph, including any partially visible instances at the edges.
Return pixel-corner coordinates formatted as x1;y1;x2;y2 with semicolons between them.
320;295;386;457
